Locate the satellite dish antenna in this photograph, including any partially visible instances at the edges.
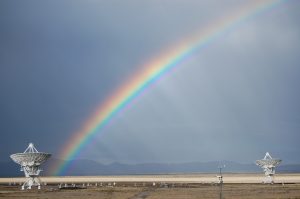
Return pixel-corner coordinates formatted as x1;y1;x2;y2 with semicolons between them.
10;143;51;190
256;152;281;184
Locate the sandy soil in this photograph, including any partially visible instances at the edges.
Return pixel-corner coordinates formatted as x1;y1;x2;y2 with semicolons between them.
1;173;300;184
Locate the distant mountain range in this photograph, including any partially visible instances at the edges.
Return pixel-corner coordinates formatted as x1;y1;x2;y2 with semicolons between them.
1;158;300;177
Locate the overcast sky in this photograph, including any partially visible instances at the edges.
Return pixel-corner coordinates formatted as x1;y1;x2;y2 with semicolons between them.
0;0;299;164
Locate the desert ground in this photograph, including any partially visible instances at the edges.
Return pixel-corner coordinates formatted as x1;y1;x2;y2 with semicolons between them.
0;174;300;199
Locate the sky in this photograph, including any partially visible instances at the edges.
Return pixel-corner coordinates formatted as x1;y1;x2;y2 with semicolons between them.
0;0;300;165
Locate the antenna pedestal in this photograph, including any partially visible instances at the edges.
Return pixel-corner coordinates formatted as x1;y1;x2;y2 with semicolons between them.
21;165;42;189
22;176;41;190
263;175;274;184
262;166;275;184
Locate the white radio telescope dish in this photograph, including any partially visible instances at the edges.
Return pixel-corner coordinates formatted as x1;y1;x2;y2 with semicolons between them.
10;143;51;190
256;152;281;184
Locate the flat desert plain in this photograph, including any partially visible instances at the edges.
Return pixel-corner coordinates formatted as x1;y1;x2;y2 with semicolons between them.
0;174;300;199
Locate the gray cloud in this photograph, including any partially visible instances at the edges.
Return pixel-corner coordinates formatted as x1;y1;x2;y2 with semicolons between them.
0;0;299;164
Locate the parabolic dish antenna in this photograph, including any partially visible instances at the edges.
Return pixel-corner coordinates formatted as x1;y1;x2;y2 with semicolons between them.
256;152;281;184
10;143;51;190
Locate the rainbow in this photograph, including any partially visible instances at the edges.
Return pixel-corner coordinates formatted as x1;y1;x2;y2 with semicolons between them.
53;0;288;175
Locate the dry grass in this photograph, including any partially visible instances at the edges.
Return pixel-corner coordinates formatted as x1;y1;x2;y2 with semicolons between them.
1;174;300;198
1;183;300;199
148;184;300;199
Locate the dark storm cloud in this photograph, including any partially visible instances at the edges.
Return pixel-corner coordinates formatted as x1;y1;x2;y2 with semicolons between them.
0;0;299;164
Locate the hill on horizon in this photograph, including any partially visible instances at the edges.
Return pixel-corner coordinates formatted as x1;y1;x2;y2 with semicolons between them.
1;158;300;177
